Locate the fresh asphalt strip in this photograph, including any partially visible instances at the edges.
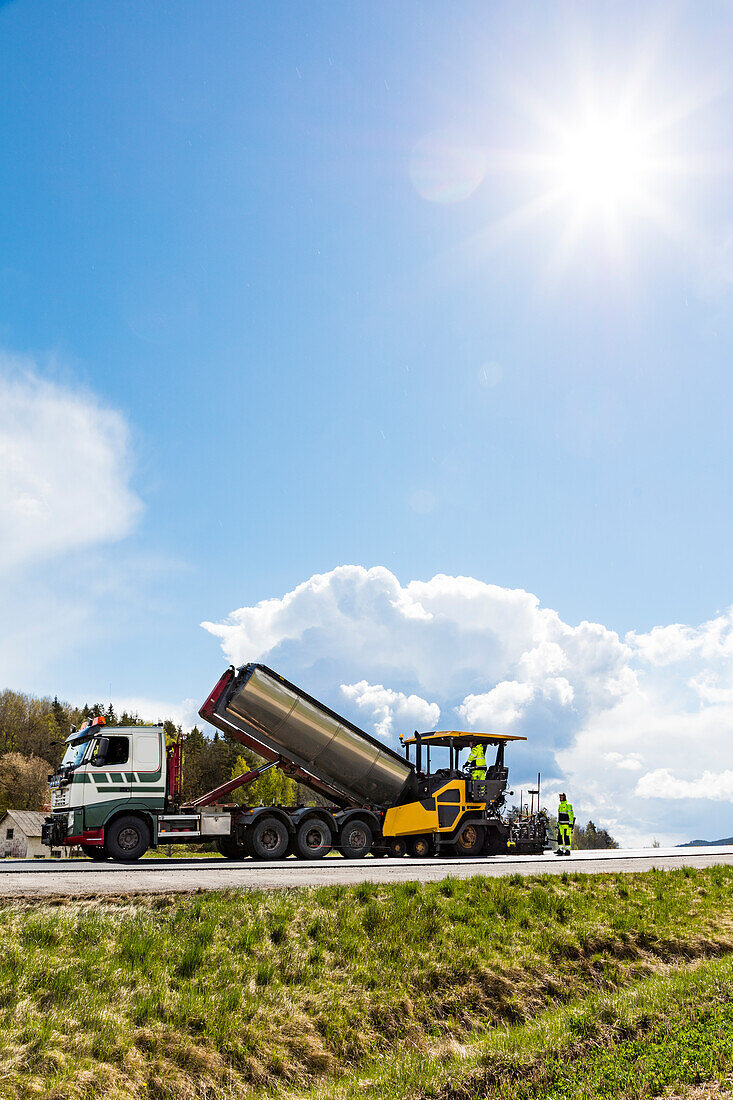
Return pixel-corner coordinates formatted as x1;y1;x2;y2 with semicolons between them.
5;846;733;873
3;848;733;896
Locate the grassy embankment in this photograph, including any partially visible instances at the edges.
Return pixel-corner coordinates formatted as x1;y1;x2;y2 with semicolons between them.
1;865;733;1099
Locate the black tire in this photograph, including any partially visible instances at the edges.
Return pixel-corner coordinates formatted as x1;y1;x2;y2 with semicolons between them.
408;835;433;858
387;837;407;858
216;836;248;860
105;816;150;862
339;819;373;859
248;816;289;861
452;823;485;858
82;846;108;861
295;817;333;860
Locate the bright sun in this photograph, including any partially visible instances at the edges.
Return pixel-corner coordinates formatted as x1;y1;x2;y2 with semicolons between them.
550;113;651;212
418;67;708;274
503;89;696;268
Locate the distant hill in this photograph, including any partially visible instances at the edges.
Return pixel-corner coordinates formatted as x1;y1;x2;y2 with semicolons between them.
678;837;733;847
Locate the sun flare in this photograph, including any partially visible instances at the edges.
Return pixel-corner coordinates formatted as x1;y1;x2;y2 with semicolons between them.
495;79;705;269
415;55;713;278
549;112;651;213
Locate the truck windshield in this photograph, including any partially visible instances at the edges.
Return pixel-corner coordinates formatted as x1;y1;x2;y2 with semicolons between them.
60;738;91;771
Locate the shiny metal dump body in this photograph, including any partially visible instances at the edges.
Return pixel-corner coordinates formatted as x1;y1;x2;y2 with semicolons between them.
211;664;414;807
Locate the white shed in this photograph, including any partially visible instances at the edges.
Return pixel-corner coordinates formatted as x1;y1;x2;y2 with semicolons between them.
0;810;68;858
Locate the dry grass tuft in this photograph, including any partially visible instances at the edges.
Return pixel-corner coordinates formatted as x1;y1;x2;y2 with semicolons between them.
664;1085;733;1099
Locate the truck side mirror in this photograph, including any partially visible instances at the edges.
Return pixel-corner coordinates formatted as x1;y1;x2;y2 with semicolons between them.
94;737;110;766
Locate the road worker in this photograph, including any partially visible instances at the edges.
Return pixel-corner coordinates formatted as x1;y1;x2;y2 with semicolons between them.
466;740;487;781
556;793;575;856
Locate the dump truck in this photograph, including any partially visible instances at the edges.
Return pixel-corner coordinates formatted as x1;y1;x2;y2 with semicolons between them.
42;663;548;861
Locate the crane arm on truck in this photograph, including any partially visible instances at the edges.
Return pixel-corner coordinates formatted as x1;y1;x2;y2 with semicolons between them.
187;758;279;809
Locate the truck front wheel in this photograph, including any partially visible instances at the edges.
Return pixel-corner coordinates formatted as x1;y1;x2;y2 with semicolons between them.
105;816;150;862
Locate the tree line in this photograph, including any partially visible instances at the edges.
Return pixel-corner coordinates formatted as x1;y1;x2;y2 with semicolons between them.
572;819;619;850
0;688;311;814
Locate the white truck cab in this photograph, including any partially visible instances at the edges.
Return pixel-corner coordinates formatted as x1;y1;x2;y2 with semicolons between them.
44;716;235;860
46;718;168;859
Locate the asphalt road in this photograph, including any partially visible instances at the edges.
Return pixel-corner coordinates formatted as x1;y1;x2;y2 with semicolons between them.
2;845;733;897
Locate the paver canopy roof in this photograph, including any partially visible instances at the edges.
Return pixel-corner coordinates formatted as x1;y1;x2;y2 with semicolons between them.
399;731;527;749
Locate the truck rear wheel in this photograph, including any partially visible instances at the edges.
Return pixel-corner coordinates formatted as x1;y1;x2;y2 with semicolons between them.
105;816;150;862
452;823;485;858
248;816;289;861
295;818;332;860
339;819;372;859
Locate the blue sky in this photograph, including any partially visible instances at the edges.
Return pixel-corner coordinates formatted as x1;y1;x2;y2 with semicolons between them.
2;2;733;840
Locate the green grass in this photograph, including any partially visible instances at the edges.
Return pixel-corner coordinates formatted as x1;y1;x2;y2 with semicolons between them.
0;866;732;1099
141;844;221;858
312;942;733;1099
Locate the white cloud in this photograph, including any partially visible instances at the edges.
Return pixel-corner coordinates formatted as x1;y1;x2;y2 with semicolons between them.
204;565;733;846
112;696;200;731
635;769;733;802
459;676;575;730
628;615;733;668
459;681;535;729
603;751;644;772
0;357;146;687
0;362;141;570
202;566;629;709
340;681;440;741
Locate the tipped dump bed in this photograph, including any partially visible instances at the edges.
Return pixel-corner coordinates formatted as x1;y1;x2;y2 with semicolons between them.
202;664;415;807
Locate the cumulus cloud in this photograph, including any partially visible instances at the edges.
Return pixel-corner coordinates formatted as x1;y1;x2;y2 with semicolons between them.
0;364;141;569
204;565;733;846
112;696;200;732
635;769;733;802
459;681;535;729
0;357;145;686
602;751;644;772
340;681;440;741
202;565;631;712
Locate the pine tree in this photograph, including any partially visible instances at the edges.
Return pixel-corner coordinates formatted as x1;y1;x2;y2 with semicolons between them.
51;696;69;740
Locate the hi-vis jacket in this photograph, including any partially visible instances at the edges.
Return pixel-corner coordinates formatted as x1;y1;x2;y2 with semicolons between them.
467;744;487;777
558;800;575;827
